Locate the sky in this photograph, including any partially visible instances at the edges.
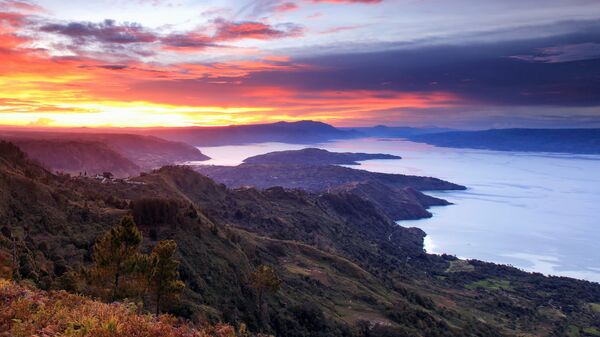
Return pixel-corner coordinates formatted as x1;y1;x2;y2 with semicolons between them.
1;0;600;128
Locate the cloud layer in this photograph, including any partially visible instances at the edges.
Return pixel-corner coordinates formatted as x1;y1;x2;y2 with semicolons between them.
1;0;600;127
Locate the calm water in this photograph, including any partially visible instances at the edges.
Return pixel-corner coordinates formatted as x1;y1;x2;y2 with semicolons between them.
193;138;600;282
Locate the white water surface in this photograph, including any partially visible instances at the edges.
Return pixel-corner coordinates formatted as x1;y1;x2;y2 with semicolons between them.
192;138;600;282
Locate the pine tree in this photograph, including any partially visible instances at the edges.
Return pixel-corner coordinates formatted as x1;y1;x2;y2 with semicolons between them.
250;264;281;325
91;216;142;301
146;240;184;315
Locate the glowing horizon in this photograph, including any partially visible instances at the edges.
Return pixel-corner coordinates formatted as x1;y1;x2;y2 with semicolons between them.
1;0;599;128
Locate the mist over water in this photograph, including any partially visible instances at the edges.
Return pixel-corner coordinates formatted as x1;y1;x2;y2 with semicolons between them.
196;138;600;282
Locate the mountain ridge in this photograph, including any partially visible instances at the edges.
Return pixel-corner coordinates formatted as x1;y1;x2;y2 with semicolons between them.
5;122;600;155
134;120;361;146
0;131;210;177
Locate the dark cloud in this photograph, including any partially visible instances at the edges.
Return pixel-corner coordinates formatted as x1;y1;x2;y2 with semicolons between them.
511;42;600;63
40;19;158;44
161;33;215;49
238;20;600;107
39;17;302;52
78;64;129;70
40;20;157;44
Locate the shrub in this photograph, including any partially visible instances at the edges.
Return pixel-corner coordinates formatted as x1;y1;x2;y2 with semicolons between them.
0;278;237;337
131;198;179;227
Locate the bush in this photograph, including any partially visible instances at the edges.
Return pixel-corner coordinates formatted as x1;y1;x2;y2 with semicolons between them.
0;278;237;337
131;198;179;227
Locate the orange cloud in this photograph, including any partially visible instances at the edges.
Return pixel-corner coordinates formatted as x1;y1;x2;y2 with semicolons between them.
214;20;302;41
0;8;30;50
161;20;303;51
320;24;367;34
0;1;460;128
0;35;461;127
1;0;45;13
274;2;299;12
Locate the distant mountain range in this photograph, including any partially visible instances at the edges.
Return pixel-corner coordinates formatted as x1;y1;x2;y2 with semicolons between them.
136;120;361;146
137;122;450;146
0;131;210;177
135;121;600;154
2;123;599;168
343;125;454;138
410;128;600;154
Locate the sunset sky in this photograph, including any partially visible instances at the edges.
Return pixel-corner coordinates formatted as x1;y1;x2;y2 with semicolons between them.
1;0;600;128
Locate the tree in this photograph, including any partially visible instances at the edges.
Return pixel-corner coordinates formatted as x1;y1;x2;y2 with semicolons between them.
91;216;142;301
145;240;184;315
131;198;179;228
0;227;17;280
0;250;13;279
250;264;281;322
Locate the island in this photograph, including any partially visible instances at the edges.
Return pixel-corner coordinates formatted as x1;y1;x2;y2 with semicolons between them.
243;147;401;165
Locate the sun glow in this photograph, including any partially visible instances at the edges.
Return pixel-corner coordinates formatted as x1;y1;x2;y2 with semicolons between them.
0;0;464;128
0;100;276;127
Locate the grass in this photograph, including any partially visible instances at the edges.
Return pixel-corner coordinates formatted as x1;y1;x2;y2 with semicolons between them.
584;327;600;336
589;302;600;313
445;260;475;273
0;278;238;337
564;325;600;337
565;325;581;337
465;278;512;291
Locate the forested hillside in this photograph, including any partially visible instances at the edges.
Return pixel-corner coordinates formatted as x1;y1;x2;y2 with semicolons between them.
1;141;600;337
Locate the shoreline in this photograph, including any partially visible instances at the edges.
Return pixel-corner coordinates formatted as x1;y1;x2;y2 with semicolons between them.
196;138;600;283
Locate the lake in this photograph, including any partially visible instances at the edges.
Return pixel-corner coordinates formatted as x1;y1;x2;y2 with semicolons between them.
195;138;600;283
